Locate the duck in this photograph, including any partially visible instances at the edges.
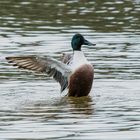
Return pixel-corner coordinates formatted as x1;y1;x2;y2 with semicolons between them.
6;33;95;97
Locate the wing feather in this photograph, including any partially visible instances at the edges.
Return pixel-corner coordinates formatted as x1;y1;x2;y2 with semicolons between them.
6;55;71;92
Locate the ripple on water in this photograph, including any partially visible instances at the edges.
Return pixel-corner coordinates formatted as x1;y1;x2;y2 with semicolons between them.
0;79;140;139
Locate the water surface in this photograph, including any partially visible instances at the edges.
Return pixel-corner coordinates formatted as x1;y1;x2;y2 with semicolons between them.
0;0;140;140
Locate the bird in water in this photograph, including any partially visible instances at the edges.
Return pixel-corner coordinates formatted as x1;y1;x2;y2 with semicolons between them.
6;33;95;97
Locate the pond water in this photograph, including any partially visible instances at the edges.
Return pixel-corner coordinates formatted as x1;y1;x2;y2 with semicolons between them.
0;0;140;140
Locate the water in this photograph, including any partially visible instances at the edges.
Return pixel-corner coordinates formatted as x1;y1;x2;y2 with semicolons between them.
0;0;140;139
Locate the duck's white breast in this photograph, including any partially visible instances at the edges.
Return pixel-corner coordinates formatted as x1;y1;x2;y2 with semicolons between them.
68;51;89;71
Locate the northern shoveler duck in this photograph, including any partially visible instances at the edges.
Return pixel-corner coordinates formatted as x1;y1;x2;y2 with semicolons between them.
6;34;95;97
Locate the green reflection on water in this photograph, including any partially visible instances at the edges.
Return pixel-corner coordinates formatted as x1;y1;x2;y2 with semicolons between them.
0;0;139;32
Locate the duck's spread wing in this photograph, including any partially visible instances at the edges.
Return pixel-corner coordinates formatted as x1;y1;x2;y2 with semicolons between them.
61;53;72;64
6;55;71;92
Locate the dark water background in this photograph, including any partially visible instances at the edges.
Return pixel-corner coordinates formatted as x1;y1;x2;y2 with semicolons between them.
0;0;140;139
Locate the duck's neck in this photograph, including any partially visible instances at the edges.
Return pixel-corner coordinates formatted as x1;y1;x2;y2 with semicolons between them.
70;51;88;70
73;51;86;61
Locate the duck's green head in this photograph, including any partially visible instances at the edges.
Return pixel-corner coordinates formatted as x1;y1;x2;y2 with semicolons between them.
71;33;95;51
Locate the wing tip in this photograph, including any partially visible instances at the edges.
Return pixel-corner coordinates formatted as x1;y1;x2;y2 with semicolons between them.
5;57;15;63
5;57;10;60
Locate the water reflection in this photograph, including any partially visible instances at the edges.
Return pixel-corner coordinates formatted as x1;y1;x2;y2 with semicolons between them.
66;96;94;115
0;0;139;33
20;96;94;122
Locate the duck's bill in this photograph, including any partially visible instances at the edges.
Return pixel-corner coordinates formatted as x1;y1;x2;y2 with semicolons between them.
84;39;96;46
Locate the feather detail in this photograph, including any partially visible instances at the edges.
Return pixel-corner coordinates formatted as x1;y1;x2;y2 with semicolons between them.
6;55;72;92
